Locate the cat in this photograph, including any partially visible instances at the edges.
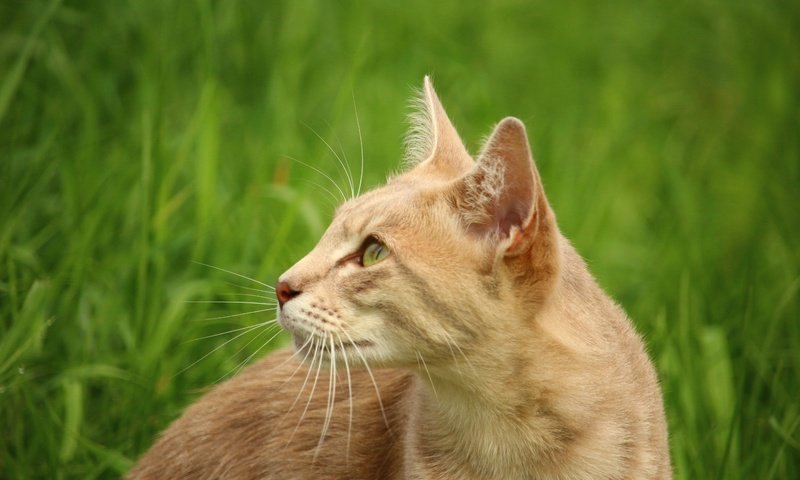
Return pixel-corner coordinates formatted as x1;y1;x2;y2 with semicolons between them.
128;77;672;480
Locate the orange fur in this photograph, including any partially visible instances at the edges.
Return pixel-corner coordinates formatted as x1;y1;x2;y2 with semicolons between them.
129;77;671;479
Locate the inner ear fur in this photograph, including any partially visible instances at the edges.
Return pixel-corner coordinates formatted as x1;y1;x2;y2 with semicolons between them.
450;117;549;253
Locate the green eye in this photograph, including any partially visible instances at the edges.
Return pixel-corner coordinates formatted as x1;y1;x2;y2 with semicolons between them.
361;238;390;267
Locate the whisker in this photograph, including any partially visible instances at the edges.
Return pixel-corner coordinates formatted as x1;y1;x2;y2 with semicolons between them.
416;350;438;399
214;325;276;383
352;94;365;197
203;332;309;407
437;332;459;365
300;178;341;211
341;329;391;432
253;338;315;424
175;322;269;377
290;336;325;445
284;336;319;417
285;155;348;203
291;335;315;362
325;120;352;179
276;335;315;393
225;281;274;295
285;337;319;447
329;335;338;437
187;319;278;342
303;122;355;200
192;307;277;323
186;300;277;306
226;326;286;380
440;329;477;375
192;261;275;290
315;335;336;459
215;292;276;301
336;333;354;463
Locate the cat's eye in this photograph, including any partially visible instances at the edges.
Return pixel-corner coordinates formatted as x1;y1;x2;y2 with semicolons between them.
361;237;390;267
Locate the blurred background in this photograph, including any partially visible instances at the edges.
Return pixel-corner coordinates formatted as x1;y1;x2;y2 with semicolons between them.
1;0;797;477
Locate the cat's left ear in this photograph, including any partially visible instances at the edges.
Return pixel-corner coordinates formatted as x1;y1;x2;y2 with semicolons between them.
405;76;474;179
452;117;547;254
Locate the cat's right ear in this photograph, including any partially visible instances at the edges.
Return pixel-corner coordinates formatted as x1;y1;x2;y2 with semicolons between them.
450;117;553;256
404;76;474;179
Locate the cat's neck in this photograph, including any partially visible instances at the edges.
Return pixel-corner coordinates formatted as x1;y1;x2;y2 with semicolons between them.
405;332;578;480
403;241;616;479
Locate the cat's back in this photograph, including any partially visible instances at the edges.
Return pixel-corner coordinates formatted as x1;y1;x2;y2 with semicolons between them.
128;348;411;480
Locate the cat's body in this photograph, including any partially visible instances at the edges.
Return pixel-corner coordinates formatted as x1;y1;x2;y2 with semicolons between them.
130;78;671;479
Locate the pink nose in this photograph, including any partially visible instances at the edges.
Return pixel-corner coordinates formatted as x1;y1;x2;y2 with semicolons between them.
276;280;301;308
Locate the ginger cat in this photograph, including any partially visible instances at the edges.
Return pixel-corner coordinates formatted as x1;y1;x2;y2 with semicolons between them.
129;77;671;479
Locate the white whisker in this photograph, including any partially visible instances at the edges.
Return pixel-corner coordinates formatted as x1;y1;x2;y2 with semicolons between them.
438;332;459;365
216;292;276;301
227;326;286;379
291;335;315;362
291;336;325;444
326;122;353;191
193;307;277;323
214;325;277;383
315;335;336;459
285;337;319;416
187;319;277;342
175;322;269;376
303;123;355;200
285;336;322;447
276;335;315;393
352;94;364;197
300;179;342;211
440;329;477;375
336;333;354;463
193;261;275;290
341;329;391;432
285;155;348;203
415;350;438;399
186;300;277;306
224;281;273;295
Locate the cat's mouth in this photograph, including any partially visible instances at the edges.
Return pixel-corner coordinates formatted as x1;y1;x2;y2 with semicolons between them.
291;332;374;354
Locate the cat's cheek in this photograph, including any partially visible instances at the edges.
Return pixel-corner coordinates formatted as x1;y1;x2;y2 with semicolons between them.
337;310;396;360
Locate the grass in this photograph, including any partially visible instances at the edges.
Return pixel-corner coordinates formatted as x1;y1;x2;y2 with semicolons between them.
1;0;798;477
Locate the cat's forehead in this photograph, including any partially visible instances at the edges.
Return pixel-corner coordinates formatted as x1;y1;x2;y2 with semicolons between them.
327;175;442;239
332;184;415;235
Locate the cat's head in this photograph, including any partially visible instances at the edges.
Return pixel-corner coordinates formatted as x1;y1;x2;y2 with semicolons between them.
276;77;560;373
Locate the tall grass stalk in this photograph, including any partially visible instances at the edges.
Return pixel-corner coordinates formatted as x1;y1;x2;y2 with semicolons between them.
1;0;797;477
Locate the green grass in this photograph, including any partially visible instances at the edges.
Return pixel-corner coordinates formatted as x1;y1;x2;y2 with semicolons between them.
1;0;798;477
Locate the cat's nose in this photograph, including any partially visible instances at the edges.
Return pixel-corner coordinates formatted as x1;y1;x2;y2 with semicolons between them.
276;280;301;308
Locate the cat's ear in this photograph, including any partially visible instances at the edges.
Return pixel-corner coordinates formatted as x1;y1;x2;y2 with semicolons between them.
404;76;474;178
452;117;548;254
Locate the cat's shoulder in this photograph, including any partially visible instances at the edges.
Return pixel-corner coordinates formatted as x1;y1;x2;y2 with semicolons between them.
129;348;413;479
